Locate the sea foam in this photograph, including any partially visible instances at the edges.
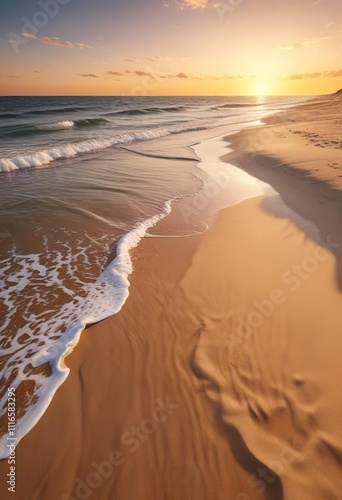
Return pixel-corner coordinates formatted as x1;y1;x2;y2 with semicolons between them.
0;196;184;459
0;121;212;172
36;120;75;131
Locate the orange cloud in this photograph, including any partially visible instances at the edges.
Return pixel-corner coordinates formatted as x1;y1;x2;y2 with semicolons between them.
20;33;92;49
285;70;342;80
78;73;98;78
134;70;151;77
324;69;342;77
123;56;187;63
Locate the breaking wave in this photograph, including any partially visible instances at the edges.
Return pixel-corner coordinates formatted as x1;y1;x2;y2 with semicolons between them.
0;121;213;172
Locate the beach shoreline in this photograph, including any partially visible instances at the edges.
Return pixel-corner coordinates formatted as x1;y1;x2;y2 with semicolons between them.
1;93;342;499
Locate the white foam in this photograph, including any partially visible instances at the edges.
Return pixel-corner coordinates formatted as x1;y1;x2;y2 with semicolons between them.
0;122;214;172
36;120;75;131
0;198;178;459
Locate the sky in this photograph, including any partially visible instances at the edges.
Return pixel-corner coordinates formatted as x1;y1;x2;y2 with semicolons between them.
0;0;342;96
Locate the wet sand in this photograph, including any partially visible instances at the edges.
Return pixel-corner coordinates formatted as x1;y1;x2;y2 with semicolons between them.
1;92;342;500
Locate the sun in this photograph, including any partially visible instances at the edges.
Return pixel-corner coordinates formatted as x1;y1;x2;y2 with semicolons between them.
254;82;270;96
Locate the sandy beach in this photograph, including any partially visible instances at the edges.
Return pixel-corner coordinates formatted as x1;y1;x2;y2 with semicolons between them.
1;92;342;500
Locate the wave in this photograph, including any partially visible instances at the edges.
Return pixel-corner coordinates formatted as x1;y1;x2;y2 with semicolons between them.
212;103;261;110
74;117;111;127
0;106;184;122
0;121;212;172
0;112;20;119
36;120;75;131
107;106;186;117
26;106;84;116
35;118;111;130
0;106;186;138
0;107;84;119
0;118;112;138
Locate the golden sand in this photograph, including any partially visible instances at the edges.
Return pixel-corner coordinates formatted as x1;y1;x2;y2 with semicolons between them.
1;93;341;500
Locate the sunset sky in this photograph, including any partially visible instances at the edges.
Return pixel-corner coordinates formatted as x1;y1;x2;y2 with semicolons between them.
1;0;342;96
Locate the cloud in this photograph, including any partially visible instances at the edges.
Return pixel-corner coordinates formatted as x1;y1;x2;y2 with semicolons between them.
161;72;254;80
176;0;218;9
201;73;255;81
135;70;151;77
285;70;342;80
277;37;328;50
324;69;342;77
286;72;322;80
146;56;173;62
20;33;92;49
125;69;191;79
162;72;190;78
123;69;258;82
78;73;98;78
123;56;187;63
286;74;305;80
125;70;152;77
103;69;260;83
277;43;305;51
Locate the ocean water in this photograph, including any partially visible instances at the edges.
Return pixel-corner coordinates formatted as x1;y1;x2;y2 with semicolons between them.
0;95;305;456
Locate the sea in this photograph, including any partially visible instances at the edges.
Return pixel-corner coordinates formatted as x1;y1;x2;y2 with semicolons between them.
0;95;307;456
